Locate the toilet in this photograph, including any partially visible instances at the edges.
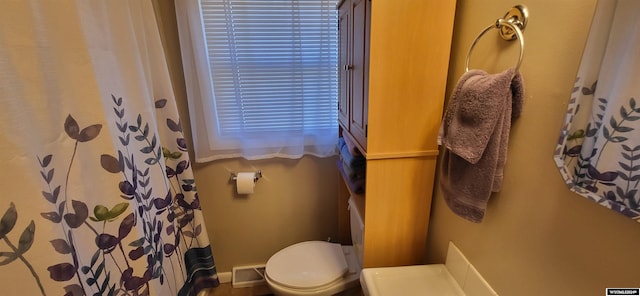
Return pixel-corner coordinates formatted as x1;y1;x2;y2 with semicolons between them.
264;196;364;296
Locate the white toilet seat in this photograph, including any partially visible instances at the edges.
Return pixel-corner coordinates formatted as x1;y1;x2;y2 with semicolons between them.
267;241;348;289
265;242;360;296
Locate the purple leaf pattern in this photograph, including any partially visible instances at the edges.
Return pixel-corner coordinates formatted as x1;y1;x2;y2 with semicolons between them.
26;95;218;295
554;77;640;221
47;263;76;282
64;115;80;140
0;203;43;293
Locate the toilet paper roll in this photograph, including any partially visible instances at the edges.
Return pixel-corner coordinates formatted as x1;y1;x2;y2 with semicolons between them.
236;172;256;194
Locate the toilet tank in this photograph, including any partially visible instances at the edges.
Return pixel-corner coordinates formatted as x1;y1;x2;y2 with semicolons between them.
348;195;365;267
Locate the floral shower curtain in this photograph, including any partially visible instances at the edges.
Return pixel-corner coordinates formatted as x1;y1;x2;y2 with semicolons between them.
0;1;218;295
554;0;640;222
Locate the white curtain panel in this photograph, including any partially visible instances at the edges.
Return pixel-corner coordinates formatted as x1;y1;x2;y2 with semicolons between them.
0;1;219;295
554;0;640;222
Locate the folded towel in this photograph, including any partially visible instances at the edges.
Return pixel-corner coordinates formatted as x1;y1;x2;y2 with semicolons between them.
342;134;363;156
337;161;365;194
438;68;524;223
339;137;365;168
342;158;366;181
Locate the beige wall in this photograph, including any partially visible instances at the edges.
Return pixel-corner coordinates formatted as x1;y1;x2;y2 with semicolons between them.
427;0;640;295
193;157;339;273
153;1;340;273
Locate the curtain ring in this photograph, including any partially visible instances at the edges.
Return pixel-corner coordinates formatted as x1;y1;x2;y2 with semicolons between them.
464;18;525;73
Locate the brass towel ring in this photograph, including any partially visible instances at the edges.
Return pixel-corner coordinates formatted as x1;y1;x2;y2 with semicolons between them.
465;5;528;73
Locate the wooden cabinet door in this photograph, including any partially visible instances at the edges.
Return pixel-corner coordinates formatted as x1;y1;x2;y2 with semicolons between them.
338;1;350;128
349;0;369;150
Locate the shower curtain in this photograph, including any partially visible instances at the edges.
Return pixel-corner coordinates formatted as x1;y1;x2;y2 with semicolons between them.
554;0;640;222
0;1;219;295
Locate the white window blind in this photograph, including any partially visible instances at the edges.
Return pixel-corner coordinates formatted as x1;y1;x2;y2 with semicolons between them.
175;0;339;161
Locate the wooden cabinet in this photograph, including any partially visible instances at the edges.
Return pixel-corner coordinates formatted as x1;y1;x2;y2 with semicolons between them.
336;0;457;268
338;0;369;150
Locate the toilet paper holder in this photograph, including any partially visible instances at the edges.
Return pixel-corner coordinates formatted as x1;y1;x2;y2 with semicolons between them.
230;170;262;183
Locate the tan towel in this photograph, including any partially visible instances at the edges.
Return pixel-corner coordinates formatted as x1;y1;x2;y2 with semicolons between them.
438;68;524;223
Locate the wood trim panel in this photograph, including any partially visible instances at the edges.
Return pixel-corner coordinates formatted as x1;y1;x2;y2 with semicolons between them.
362;157;438;267
365;150;440;160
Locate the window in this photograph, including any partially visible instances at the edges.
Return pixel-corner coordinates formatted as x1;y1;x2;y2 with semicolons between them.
175;0;338;161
